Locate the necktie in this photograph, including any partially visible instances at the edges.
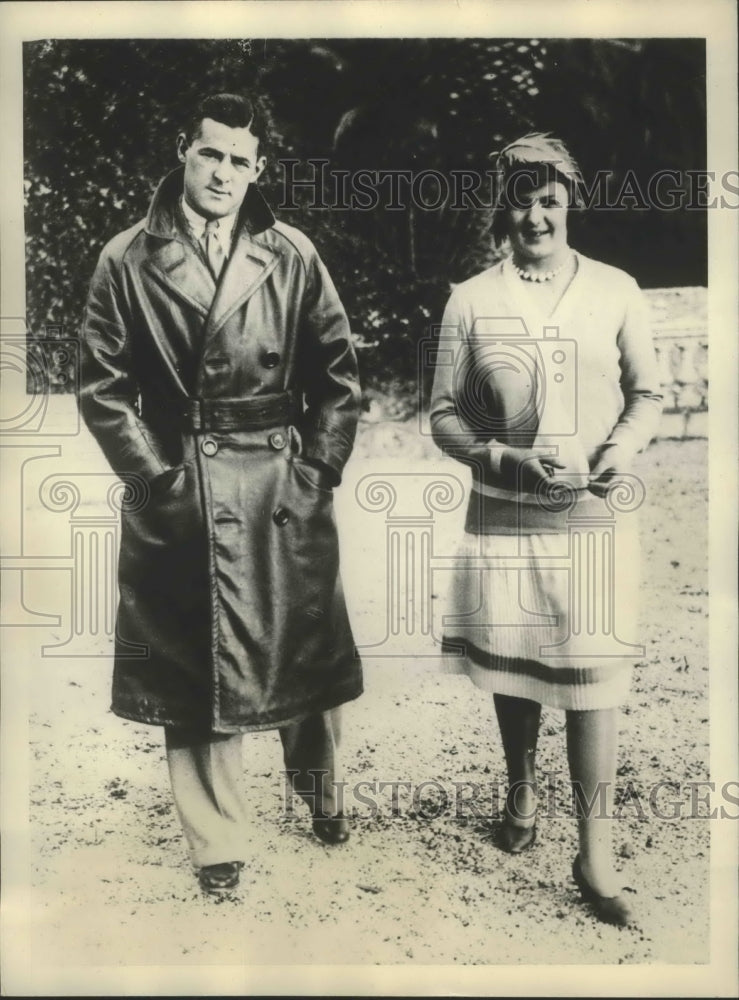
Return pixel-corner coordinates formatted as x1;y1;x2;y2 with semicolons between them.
202;220;226;280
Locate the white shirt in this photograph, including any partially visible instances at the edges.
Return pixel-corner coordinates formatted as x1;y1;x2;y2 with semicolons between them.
180;196;238;257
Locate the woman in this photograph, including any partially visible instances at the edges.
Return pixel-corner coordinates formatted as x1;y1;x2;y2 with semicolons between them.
429;134;662;925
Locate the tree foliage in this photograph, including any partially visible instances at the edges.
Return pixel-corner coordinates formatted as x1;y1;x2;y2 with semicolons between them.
23;38;706;395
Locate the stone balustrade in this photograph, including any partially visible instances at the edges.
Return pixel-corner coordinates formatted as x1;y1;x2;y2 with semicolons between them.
646;287;707;439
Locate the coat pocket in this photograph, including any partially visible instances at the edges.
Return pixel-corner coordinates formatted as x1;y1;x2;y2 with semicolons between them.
126;461;198;551
290;455;335;494
149;464;186;499
287;425;335;493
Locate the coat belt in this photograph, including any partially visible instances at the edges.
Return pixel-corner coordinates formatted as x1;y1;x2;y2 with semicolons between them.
183;392;299;432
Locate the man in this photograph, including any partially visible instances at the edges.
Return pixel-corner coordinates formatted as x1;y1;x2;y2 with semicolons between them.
80;93;363;893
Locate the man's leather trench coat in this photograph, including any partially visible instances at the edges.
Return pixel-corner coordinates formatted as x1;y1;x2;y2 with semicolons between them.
80;167;363;733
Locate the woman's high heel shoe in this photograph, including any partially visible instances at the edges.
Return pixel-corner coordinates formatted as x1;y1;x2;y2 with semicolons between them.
498;803;537;854
572;854;633;927
497;784;537;854
499;810;537;853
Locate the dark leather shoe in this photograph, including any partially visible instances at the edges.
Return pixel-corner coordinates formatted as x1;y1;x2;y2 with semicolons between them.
572;854;633;927
198;861;244;893
312;812;350;845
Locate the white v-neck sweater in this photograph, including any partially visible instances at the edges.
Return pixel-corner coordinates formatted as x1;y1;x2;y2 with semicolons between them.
429;252;664;532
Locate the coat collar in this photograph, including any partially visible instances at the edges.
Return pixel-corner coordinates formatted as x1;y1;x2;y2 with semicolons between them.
144;166;276;239
142;167;281;343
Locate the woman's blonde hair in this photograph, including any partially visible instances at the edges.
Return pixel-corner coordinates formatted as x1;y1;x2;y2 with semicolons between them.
490;132;584;247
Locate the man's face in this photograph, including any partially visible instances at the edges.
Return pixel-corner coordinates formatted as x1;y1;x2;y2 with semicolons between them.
177;117;266;220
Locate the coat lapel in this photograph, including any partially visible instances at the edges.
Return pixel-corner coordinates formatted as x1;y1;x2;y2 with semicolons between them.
145;239;215;319
141;166;280;353
203;228;280;344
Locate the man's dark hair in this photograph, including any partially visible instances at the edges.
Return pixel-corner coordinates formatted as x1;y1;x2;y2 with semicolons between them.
182;93;270;152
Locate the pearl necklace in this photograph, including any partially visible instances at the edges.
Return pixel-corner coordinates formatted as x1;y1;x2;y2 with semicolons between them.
512;254;573;283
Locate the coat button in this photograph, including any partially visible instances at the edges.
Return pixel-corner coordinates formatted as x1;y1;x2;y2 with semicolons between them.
261;350;280;369
272;506;290;526
201;438;218;457
268;431;286;450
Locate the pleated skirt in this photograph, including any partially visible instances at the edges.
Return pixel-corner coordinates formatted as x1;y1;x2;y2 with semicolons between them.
440;521;642;710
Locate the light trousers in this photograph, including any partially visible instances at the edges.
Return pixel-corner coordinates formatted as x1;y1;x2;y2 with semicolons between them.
165;708;343;869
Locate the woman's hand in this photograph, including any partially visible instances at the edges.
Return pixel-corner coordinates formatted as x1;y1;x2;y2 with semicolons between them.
588;445;633;497
500;447;566;493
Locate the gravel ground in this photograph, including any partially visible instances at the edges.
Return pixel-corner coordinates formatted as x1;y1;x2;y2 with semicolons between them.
18;424;714;979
